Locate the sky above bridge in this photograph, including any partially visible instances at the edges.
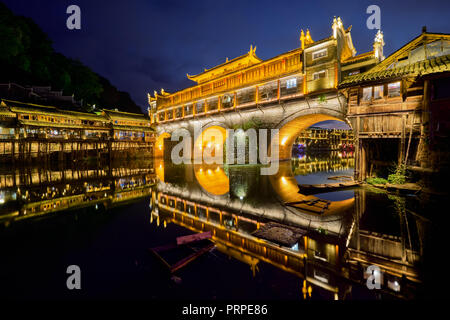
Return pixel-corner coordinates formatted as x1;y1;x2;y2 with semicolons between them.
3;0;450;121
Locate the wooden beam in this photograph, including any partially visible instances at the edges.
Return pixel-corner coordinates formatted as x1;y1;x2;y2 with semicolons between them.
170;243;215;273
176;231;212;245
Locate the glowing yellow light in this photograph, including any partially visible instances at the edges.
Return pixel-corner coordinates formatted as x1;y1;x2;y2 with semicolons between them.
281;137;288;146
207;169;212;174
158;145;162;150
199;168;203;173
207;142;212;148
281;176;287;184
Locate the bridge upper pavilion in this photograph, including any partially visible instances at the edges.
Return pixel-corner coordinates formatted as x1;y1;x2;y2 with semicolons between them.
148;17;384;159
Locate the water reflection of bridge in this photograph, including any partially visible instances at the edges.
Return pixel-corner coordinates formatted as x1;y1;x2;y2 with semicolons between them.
0;162;156;224
153;191;342;297
152;161;425;299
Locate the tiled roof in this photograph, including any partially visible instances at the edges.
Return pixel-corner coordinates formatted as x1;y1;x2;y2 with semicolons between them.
112;125;154;132
103;109;148;120
2;99;105;121
341;51;375;65
18;119;109;130
0;107;15;118
304;36;334;49
340;53;450;86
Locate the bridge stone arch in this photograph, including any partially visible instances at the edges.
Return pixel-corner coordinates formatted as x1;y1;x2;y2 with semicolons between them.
276;108;348;160
155;91;350;162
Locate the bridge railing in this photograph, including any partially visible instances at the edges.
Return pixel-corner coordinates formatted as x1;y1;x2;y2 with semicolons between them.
155;73;304;124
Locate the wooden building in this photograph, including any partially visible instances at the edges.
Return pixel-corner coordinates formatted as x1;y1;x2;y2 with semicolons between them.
294;127;354;151
0;99;155;162
340;29;450;180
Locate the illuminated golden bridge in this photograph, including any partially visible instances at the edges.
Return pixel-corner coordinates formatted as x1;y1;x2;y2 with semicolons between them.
149;20;450;184
149;17;364;160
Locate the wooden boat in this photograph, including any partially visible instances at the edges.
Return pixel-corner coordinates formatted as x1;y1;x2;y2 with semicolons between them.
149;231;215;273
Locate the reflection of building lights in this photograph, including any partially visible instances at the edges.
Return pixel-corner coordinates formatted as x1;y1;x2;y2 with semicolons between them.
216;167;220;171
199;168;203;173
239;196;244;200
207;142;212;148
281;137;287;146
388;279;401;292
158;145;162;150
281;176;287;184
207;169;212;174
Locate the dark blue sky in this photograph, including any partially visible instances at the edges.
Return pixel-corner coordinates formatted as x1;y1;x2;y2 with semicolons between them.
3;0;450;112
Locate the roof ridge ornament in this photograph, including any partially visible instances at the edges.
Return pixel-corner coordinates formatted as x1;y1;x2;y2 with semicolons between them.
374;30;385;61
300;29;314;49
332;16;344;39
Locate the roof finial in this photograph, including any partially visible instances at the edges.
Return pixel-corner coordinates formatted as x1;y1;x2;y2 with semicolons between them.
300;29;305;49
306;29;313;43
373;30;385;61
332;17;338;38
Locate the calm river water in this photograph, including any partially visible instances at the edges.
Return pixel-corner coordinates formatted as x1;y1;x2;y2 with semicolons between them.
0;153;444;300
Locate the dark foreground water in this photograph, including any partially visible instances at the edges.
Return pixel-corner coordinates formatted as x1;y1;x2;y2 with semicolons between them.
0;154;445;300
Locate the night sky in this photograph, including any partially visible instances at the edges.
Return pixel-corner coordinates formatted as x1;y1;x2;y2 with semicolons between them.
2;0;450;113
